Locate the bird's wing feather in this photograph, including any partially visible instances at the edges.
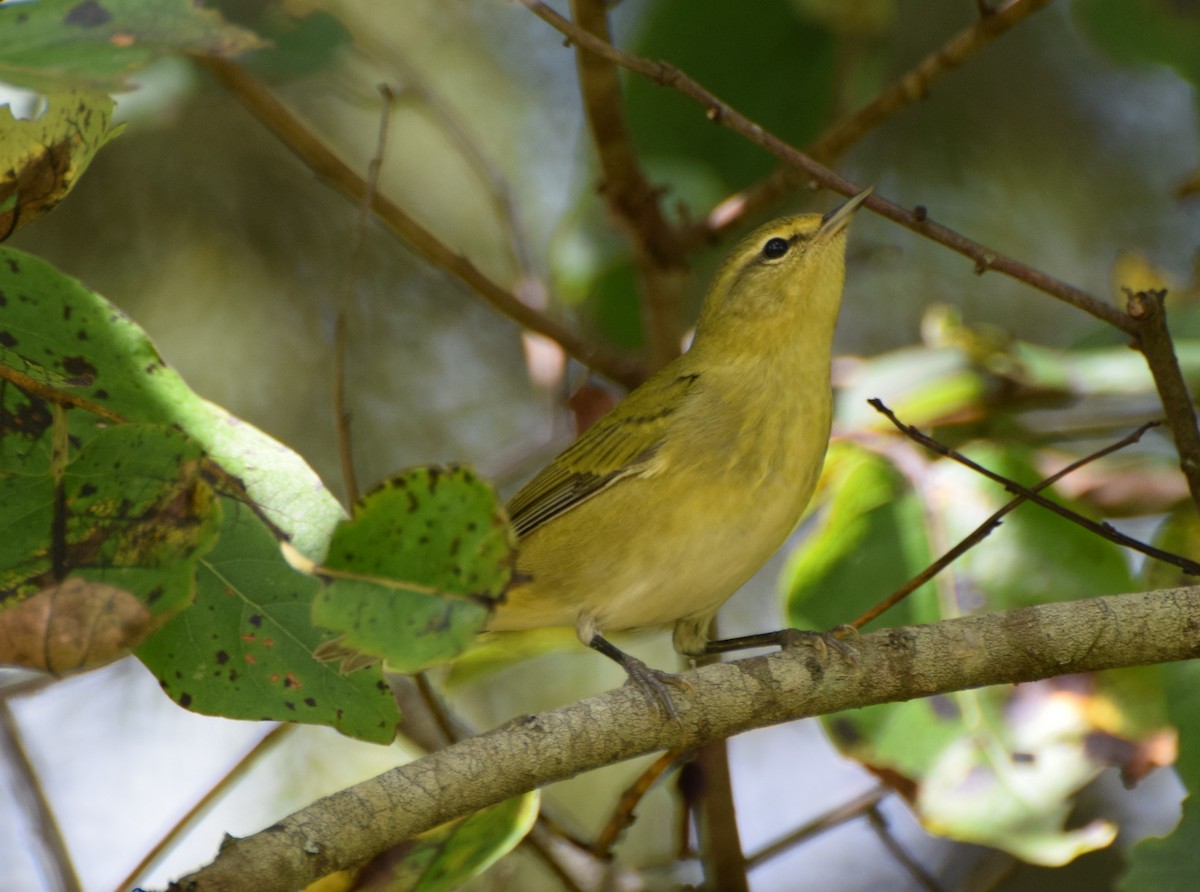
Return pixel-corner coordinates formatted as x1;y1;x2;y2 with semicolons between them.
506;372;701;539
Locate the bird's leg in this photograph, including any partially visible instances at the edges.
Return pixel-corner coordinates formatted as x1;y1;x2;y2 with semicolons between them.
588;634;689;722
703;626;859;663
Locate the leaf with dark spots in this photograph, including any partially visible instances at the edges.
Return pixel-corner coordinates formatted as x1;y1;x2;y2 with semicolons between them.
137;501;398;744
61;355;96;382
0;5;264;93
0;332;15;348
312;465;516;674
64;1;112;28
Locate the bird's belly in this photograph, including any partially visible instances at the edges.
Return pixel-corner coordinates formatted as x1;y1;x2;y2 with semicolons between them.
489;467;814;635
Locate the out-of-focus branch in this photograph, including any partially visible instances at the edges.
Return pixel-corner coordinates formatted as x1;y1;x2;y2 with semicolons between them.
687;0;1054;243
197;56;645;390
516;0;1133;336
569;0;688;369
1124;289;1200;511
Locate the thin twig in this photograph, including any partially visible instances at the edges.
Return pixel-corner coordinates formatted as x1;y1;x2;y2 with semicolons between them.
688;0;1052;242
516;0;1133;336
114;724;294;892
570;0;687;368
521;824;592;892
334;84;394;507
376;48;541;282
197;56;645;390
865;805;944;892
744;786;888;869
411;672;460;747
869;399;1200;576
851;418;1162;629
1124;289;1200;511
0;700;81;892
593;748;683;856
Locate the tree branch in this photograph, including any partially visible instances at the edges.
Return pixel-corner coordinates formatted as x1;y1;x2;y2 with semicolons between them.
196;56;646;390
569;0;688;369
686;0;1053;243
167;586;1200;892
516;0;1133;336
1124;289;1200;511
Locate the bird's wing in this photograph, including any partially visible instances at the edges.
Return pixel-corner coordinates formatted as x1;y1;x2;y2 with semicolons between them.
506;372;701;539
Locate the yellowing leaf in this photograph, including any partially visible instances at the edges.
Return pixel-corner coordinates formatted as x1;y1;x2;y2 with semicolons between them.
0;91;122;239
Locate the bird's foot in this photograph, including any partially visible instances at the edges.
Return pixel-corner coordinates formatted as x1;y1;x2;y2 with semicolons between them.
589;634;690;722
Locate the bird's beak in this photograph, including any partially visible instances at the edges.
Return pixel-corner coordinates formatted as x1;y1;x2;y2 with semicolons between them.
820;186;874;237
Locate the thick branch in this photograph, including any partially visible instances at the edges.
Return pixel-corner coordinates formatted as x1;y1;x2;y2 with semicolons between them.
169;586;1200;892
197;56;645;390
569;0;687;369
688;0;1053;242
517;0;1133;336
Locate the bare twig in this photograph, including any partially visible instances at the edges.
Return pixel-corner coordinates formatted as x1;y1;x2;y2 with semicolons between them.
376;49;541;282
865;805;943;892
851;418;1162;629
570;0;688;369
197;56;645;390
745;786;888;870
593;748;683;856
869;399;1200;576
1124;289;1200;510
516;0;1133;336
334;84;394;507
0;700;81;892
114;724;293;892
689;0;1052;242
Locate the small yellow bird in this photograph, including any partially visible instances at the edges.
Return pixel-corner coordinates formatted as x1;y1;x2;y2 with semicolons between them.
488;188;871;708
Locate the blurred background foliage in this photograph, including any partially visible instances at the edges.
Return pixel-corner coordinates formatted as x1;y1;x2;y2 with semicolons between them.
3;0;1200;890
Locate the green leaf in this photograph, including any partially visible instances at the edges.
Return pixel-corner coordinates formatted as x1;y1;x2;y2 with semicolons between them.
836;345;986;432
207;5;352;81
1074;0;1200;87
313;467;515;675
0;245;344;554
0;90;122;239
1120;660;1200;890
137;499;400;744
354;793;539;892
931;443;1135;610
0;241;352;732
784;442;936;631
830;682;1119;865
627;0;837;189
0;423;220;671
0;0;265;92
799;440;1145;866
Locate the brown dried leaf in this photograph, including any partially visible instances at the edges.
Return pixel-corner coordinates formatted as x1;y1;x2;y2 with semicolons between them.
0;575;151;674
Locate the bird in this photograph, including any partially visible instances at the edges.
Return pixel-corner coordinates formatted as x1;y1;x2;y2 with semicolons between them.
486;188;872;713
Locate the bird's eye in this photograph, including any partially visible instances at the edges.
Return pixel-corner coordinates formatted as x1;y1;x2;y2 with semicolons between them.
762;237;790;259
